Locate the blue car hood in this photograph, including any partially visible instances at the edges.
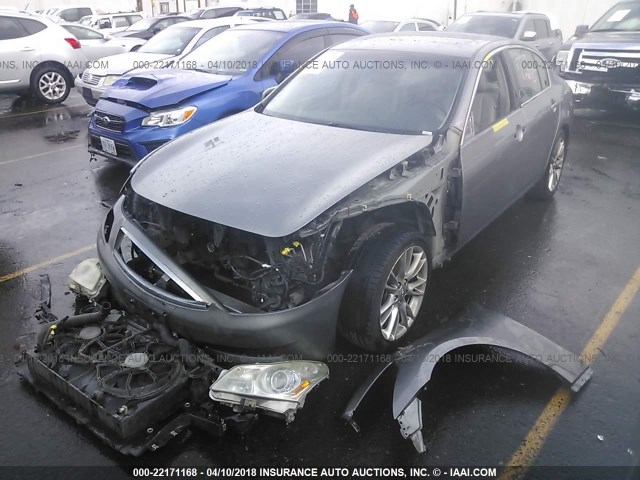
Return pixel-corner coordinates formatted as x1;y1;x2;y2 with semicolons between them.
104;70;232;109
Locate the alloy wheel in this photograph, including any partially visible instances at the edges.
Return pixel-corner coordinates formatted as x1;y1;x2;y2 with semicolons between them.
380;246;428;341
39;72;67;101
548;138;566;192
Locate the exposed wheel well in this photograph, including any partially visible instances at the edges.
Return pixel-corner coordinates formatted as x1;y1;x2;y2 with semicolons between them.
332;201;437;269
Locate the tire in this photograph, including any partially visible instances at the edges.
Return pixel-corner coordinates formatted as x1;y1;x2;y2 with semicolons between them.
31;64;71;104
340;228;431;352
529;131;567;200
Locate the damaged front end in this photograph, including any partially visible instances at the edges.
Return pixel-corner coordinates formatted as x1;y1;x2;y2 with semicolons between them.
343;303;594;453
95;192;352;360
19;299;329;455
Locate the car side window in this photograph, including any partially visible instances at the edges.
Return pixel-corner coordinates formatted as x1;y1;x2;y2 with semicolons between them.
126;15;142;25
0;17;28;40
65;25;103;40
274;35;325;68
399;22;417;31
418;22;436;31
202;9;217;19
521;18;535;38
273;10;286;20
193;26;229;49
466;55;512;137
504;49;543;104
534;19;550;38
113;17;129;28
18;18;47;35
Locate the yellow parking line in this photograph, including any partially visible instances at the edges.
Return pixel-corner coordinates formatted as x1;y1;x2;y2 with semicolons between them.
0;244;95;284
0;144;84;166
0;103;88;120
499;265;640;480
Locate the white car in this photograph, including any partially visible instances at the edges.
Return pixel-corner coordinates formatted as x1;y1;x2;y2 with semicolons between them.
360;18;440;33
61;24;130;63
0;12;85;103
78;13;144;34
75;17;259;106
44;5;96;23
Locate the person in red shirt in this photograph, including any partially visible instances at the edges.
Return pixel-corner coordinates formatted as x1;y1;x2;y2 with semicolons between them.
348;4;359;24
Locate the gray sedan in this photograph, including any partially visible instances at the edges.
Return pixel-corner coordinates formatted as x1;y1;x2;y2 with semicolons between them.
90;32;572;357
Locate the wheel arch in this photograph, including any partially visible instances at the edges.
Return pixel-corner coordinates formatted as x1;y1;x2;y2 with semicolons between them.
30;60;74;89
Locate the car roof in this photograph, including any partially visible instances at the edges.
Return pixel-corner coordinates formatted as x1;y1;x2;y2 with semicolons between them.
234;20;358;32
335;32;510;57
362;18;436;23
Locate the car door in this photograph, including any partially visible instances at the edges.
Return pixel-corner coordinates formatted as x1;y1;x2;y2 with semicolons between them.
0;17;41;92
458;52;528;245
503;47;560;191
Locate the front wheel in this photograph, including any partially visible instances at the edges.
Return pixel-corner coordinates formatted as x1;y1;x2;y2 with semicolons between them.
340;228;431;352
529;131;567;199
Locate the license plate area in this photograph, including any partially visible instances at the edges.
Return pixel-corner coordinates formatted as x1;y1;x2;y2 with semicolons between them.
100;136;117;156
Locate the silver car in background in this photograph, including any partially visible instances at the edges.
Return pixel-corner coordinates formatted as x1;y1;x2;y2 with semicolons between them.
75;17;261;106
0;11;85;103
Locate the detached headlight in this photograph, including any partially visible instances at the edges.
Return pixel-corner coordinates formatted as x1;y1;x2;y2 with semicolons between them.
209;361;329;420
556;50;569;71
141;106;197;127
102;75;120;87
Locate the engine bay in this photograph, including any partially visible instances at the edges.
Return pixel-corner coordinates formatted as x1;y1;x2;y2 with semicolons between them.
122;191;341;311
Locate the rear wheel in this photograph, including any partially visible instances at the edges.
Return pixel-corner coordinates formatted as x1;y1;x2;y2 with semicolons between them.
31;64;71;104
340;228;431;352
529;131;567;199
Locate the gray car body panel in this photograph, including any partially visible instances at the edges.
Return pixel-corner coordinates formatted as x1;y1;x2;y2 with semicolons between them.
131;110;432;238
343;303;593;452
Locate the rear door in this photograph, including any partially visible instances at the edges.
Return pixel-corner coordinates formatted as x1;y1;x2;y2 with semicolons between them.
458;52;528;244
503;47;560;191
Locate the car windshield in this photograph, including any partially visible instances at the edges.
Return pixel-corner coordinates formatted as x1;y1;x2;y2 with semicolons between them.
139;26;199;55
180;29;284;74
591;1;640;31
360;21;400;33
126;17;155;31
447;15;520;38
262;49;466;135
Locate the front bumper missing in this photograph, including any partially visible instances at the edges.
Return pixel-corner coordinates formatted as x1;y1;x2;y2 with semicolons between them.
343;303;594;453
97;197;351;360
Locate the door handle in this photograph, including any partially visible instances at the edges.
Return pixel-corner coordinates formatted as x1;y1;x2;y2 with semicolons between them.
515;124;526;142
21;47;35;51
534;44;540;48
551;100;559;112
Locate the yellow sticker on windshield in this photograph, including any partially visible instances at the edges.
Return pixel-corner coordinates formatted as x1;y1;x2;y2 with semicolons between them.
492;118;509;133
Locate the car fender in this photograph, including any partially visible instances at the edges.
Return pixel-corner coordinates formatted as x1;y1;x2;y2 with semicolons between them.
343;303;593;453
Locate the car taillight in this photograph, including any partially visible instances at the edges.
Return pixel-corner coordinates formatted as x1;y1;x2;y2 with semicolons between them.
65;37;81;49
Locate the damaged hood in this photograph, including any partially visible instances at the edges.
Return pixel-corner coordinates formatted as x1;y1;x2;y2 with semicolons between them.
130;111;431;237
105;70;232;108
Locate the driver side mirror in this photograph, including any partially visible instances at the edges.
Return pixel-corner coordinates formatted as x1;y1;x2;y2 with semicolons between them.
521;30;537;41
152;27;161;34
574;24;589;37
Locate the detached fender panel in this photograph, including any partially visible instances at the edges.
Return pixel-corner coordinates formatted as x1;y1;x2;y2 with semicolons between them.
343;303;593;452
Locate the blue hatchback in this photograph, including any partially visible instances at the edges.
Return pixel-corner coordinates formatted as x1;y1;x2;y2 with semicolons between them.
88;21;366;165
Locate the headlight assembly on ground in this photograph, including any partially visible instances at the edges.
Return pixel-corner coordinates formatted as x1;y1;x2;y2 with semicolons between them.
209;361;329;419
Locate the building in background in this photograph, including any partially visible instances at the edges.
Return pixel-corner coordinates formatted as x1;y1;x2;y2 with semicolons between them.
0;0;622;36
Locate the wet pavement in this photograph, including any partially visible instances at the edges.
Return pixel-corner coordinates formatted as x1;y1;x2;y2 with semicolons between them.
0;91;639;474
